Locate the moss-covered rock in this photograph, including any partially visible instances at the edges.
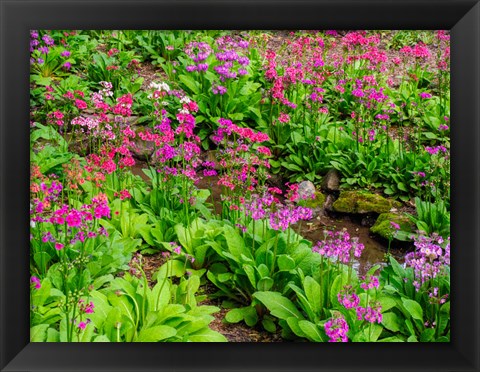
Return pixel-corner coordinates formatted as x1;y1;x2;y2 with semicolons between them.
298;191;326;209
332;190;401;214
370;212;414;240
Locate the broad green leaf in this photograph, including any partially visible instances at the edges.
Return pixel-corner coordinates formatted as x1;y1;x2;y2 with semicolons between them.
402;299;423;321
298;320;323;342
136;325;177;342
225;308;244;323
378;336;405;342
224;225;249;259
420;328;435;342
253;291;304;320
382;312;400;332
178;74;200;95
93;335;110;342
188;329;227;342
277;255;296;271
257;277;274;291
377;296;397;312
30;324;49;342
46;328;60;342
303;276;321;315
262;318;276;333
286;317;306;338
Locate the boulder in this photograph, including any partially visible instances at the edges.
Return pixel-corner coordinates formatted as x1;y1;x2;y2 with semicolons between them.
297;190;326;218
321;169;341;192
370;212;415;240
332;190;401;214
297;180;316;201
130;136;155;161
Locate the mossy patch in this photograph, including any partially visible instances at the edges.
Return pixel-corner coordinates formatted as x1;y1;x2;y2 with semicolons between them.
332;190;401;214
370;212;414;240
298;191;326;209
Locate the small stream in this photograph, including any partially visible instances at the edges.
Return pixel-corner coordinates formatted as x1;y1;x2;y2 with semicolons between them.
131;163;409;276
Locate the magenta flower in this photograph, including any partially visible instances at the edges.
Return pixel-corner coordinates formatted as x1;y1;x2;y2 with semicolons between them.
419;92;432;99
390;221;401;230
30;276;41;289
324;315;349;342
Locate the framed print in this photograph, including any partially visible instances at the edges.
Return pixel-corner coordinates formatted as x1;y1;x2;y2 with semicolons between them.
1;0;479;371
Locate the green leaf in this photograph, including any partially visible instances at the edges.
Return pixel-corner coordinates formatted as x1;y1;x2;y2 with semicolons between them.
277;255;296;271
93;335;110;342
262;318;277;333
33;252;51;274
298;320;323;342
188;329;227;342
257;277;274;291
378;336;405;342
46;328;60;342
178;74;199;95
224;225;249;259
420;328;435;342
30;324;49;342
402;299;423;321
225;308;244;323
253;291;304;320
397;182;408;192
389;256;406;278
382;312;400;332
286;317;306;338
377;296;397;312
407;335;418;342
303;276;321;315
136;325;177;342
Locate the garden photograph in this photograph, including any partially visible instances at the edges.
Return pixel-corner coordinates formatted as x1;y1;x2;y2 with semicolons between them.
29;29;451;343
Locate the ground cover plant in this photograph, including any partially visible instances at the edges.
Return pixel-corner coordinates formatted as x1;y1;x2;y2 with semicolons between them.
30;29;450;342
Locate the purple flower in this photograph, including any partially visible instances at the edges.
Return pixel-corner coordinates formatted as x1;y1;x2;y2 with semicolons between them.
419;92;432;99
390;221;401;230
405;234;450;291
30;276;41;289
61;50;71;58
212;84;227;95
324;315;349;342
338;286;360;309
63;62;71;70
312;230;364;263
42;34;54;46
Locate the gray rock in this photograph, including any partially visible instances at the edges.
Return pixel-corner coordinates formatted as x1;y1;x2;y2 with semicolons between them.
297;181;316;201
324;194;336;211
130;136;155;161
321;169;341;192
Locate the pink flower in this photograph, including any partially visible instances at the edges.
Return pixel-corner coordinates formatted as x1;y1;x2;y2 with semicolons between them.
30;276;41;289
390;222;401;230
75;99;88;110
55;242;64;251
78;322;87;330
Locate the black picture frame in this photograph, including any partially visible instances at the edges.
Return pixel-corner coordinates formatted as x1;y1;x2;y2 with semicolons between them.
1;0;479;371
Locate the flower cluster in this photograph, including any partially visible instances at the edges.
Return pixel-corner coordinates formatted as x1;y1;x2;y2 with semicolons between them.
30;30;70;69
184;41;212;72
337;285;360;309
312;230;365;264
30;190;110;248
405;234;450;291
356;302;383;323
324;314;349;342
269;205;312;231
